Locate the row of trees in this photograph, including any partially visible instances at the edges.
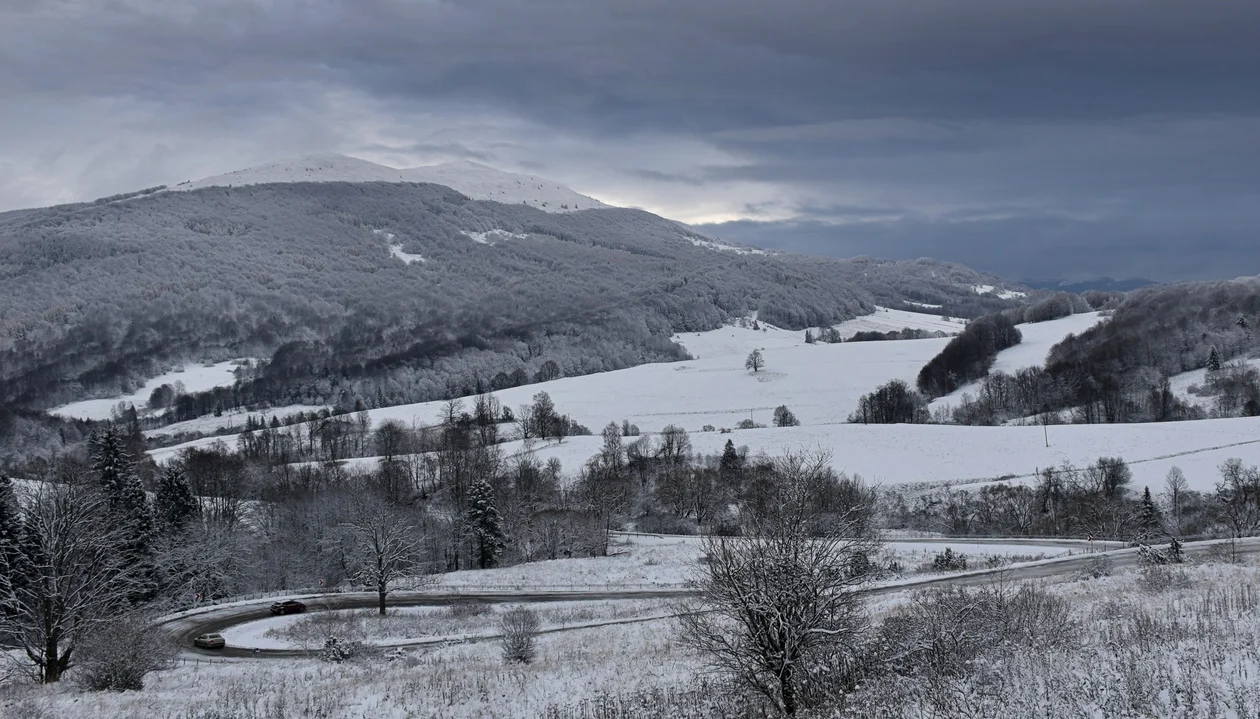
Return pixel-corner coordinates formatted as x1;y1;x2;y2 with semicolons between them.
882;456;1260;543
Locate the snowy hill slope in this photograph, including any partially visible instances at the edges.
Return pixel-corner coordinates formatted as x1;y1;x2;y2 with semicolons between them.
174;154;610;213
932;312;1106;408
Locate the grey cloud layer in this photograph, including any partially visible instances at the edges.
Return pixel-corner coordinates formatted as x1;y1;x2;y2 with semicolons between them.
2;0;1258;280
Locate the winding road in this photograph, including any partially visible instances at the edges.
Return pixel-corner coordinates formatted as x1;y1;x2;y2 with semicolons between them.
163;536;1260;660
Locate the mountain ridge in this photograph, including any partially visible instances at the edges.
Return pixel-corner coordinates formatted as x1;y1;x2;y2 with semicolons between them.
173;154;611;214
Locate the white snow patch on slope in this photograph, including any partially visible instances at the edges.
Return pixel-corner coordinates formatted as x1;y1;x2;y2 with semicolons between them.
389;244;425;264
688;237;768;255
461;229;530;245
933;312;1105;408
51;360;249;421
175;154;610;214
830;307;965;340
972;284;1027;300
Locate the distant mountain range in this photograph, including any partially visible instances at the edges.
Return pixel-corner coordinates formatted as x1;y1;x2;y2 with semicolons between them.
1021;277;1157;293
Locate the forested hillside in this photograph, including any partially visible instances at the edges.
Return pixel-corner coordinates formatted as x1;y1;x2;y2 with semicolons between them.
0;180;1022;462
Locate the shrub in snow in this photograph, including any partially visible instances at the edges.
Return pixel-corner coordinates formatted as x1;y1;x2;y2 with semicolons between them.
319;636;366;663
500;607;541;664
75;617;176;692
930;548;968;572
1078;555;1113;579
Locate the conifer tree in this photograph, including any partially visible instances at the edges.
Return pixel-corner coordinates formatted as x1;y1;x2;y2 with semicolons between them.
1207;347;1222;372
155;467;199;534
91;428;133;505
465;478;507;569
0;476;23;611
90;428;157;599
1139;486;1163;538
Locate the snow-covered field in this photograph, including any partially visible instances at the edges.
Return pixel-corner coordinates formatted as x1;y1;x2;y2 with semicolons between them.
146;308;1260;495
302;416;1260;494
933;311;1104;408
1167;357;1260;410
51;359;249;421
153;309;959;460
176;154;610;213
143;404;327;439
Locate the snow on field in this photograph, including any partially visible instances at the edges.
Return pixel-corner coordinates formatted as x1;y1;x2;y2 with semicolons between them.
1167;358;1260;409
424;416;1260;492
831;307;964;340
671;308;961;359
144;404;326;439
933;312;1104;408
51;359;248;421
176;154;610;213
222;600;670;650
154;328;953;463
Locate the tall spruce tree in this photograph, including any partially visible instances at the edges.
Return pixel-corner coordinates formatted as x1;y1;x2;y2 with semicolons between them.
1207;347;1223;372
465;478;507;569
0;476;22;612
155;467;199;534
90;428;157;599
1139;486;1163;538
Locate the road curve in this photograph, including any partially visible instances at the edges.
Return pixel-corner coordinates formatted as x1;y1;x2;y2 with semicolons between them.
167;537;1259;660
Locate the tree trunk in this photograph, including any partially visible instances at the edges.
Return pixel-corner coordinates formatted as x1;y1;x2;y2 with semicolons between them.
378;586;388;616
43;635;64;683
780;662;796;715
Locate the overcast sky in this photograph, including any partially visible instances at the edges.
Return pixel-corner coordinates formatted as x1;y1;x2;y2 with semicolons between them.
3;0;1257;282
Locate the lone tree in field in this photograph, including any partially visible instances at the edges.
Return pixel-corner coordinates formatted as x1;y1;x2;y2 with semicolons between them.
341;494;426;616
679;451;880;715
773;405;800;427
745;349;765;374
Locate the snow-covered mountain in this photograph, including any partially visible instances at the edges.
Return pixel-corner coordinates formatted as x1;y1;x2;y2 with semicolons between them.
174;154;610;213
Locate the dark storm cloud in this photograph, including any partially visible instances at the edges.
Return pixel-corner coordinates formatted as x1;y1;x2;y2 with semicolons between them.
2;0;1258;280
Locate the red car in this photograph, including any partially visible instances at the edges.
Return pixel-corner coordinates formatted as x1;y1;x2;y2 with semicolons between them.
270;599;308;615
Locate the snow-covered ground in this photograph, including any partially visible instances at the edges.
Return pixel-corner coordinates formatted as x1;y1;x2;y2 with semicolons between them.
221;599;670;651
352;416;1260;493
175;154;610;213
1167;358;1260;410
932;312;1104;408
143;404;327;439
153;310;957;460
51;359;249;421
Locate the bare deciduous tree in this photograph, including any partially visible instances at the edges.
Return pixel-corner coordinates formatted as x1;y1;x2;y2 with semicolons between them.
679;451;880;715
1;482;138;683
745;349;764;374
340;495;429;616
